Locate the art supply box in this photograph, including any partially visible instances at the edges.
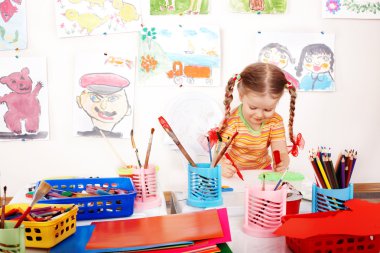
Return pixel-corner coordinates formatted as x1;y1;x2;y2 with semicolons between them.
1;203;77;248
37;177;136;220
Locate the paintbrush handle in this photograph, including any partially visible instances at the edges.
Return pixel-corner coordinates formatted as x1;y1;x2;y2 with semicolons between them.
144;142;152;169
14;206;32;228
158;116;197;167
211;132;238;167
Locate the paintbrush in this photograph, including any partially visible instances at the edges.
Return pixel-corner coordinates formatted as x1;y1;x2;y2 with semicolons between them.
144;128;155;169
0;186;6;229
158;116;197;167
14;181;52;228
211;132;238;168
274;169;289;191
131;129;143;168
99;130;128;168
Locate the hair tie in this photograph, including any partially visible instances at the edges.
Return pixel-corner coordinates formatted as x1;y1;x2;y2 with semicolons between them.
233;74;241;82
286;81;294;89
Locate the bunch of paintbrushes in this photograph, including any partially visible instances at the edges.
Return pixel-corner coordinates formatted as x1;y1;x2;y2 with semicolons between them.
130;128;155;169
309;148;357;189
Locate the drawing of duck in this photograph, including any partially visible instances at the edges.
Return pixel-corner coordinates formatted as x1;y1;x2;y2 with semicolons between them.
0;0;18;23
68;0;105;8
112;0;139;23
64;9;109;34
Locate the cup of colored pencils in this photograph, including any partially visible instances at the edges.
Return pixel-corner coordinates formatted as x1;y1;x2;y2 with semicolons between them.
309;148;357;189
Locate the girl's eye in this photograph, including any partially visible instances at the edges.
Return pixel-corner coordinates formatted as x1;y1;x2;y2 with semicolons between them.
249;107;257;110
265;109;273;112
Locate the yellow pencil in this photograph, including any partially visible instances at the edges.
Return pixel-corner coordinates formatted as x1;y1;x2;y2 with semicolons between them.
315;155;331;189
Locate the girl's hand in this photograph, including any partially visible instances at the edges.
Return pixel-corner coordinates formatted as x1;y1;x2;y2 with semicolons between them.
273;162;287;172
220;156;236;178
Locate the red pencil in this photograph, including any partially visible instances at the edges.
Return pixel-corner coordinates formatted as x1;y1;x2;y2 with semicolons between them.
225;153;244;181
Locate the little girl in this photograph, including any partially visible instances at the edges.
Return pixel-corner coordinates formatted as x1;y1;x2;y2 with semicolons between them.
219;62;297;177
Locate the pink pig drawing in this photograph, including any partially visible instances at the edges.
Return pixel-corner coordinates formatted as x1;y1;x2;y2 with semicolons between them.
0;67;43;134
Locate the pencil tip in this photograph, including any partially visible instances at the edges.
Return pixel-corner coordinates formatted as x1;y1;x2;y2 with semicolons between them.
130;129;133;136
151;128;155;134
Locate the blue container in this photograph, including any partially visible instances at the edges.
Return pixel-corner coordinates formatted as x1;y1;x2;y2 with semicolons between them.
187;163;223;208
38;177;136;220
312;183;353;213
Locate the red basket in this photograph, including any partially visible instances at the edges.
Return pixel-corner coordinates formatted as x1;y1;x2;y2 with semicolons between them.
286;234;380;253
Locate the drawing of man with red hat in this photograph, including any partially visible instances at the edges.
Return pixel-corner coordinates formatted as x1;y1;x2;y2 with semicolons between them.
76;72;131;138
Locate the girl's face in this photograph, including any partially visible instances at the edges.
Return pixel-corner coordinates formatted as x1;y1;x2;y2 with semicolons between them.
239;90;280;128
260;48;289;69
303;52;331;73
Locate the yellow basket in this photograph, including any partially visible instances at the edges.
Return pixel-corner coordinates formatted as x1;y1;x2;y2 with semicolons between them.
2;203;78;248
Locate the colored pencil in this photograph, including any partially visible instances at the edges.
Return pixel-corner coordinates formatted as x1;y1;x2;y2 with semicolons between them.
144;128;155;169
315;155;331;189
211;132;238;168
309;156;325;188
224;153;244;181
158;116;196;167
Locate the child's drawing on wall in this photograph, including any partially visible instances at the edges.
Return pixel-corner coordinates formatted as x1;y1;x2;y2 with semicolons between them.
138;25;220;87
255;32;335;92
258;43;299;88
229;0;287;14
322;0;380;19
0;0;27;51
56;0;141;37
150;0;209;15
295;44;335;91
74;53;135;138
0;57;49;140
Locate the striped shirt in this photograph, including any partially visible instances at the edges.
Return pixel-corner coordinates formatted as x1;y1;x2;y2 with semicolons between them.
220;104;286;170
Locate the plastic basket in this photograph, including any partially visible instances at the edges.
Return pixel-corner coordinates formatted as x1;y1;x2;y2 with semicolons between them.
38;177;136;220
187;163;223;208
243;186;287;237
286;234;380;253
0;222;25;253
2;204;77;248
312;183;353;213
132;165;162;210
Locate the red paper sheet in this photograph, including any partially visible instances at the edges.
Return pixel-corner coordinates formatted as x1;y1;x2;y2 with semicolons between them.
138;208;231;253
86;209;224;249
275;199;380;239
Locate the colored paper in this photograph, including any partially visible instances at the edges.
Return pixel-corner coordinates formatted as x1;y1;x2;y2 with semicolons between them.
50;225;193;253
275;199;380;239
86;209;224;249
137;208;231;253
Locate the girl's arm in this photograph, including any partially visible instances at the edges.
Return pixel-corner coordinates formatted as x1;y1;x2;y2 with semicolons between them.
270;140;289;172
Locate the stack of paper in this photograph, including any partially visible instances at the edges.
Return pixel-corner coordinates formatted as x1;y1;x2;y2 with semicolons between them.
51;208;232;253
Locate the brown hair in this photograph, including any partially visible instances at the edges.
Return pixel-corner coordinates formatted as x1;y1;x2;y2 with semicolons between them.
220;62;297;146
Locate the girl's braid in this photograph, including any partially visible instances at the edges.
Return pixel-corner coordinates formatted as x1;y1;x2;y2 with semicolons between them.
287;85;297;145
219;76;238;134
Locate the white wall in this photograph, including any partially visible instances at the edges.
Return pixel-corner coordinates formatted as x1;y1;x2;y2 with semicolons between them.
1;0;380;196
